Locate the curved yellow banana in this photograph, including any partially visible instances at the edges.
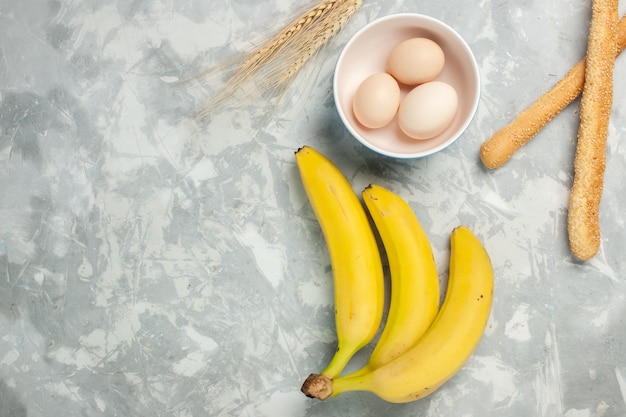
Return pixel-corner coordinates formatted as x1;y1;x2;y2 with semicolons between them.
345;184;439;377
295;146;385;379
302;226;493;403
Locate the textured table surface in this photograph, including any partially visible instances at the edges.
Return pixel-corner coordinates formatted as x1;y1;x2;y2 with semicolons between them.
2;0;626;416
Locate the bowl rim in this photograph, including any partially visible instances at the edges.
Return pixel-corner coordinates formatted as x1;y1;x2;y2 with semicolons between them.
333;12;481;159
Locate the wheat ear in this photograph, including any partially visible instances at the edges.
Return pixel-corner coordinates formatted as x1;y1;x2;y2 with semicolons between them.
276;0;361;83
196;0;362;118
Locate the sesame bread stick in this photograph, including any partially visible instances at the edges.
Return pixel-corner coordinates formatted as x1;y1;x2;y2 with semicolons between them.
567;0;619;261
479;13;626;170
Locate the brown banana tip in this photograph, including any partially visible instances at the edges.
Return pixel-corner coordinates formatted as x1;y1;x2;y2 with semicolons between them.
300;373;333;400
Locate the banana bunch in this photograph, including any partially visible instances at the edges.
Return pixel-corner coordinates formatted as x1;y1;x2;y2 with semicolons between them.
296;146;495;403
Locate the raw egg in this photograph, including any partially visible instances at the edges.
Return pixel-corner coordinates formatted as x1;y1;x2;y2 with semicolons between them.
386;37;445;86
352;72;401;129
398;81;458;140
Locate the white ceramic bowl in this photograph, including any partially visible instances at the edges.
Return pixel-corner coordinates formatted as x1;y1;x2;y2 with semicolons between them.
333;13;480;158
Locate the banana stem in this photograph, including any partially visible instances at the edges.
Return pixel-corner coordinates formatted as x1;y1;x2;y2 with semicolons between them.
301;372;370;400
341;365;370;378
320;343;359;379
330;372;370;397
301;374;333;400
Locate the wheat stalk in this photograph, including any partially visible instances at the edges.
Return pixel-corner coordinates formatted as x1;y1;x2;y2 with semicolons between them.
195;0;362;119
277;0;361;82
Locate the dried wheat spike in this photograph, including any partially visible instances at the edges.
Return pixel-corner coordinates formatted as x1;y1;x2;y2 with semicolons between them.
201;0;362;116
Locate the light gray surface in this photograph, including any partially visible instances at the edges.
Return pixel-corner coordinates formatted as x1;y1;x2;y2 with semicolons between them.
1;0;626;416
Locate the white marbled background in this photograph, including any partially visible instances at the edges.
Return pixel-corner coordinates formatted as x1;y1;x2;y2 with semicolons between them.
1;0;626;416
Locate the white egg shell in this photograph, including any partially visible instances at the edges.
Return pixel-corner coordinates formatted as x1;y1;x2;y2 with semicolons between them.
386;37;445;86
398;81;458;140
352;73;401;129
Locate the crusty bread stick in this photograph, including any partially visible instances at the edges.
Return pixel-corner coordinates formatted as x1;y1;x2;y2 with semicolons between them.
567;0;619;261
479;13;626;170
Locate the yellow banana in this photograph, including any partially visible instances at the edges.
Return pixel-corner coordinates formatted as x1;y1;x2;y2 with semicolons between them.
295;146;385;379
345;184;439;377
302;226;493;403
